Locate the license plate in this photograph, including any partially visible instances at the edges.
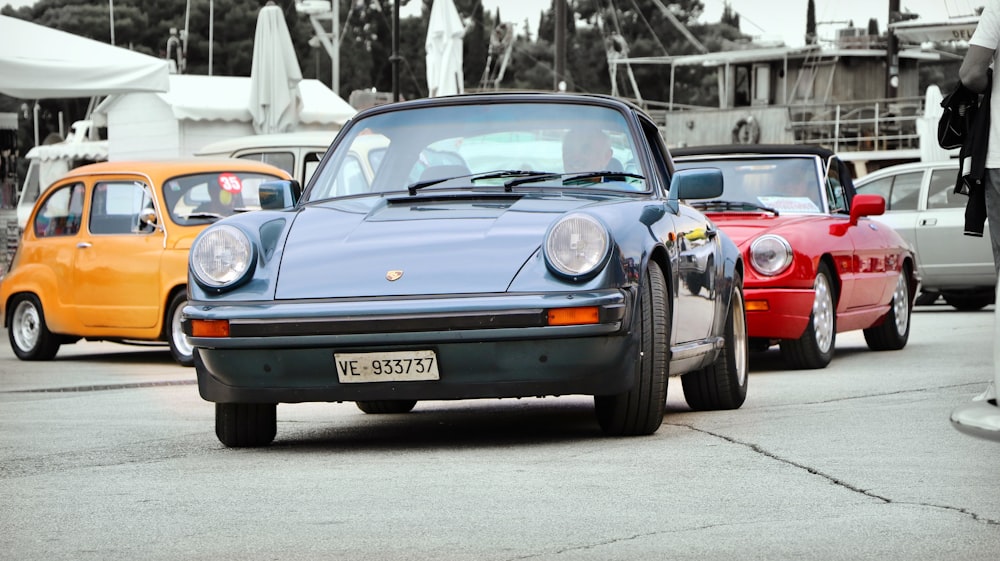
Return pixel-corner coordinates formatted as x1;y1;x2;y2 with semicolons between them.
335;350;440;383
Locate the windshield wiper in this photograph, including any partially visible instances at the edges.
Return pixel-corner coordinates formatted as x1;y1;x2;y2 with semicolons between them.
562;171;645;185
183;212;225;221
689;199;780;216
472;170;556;182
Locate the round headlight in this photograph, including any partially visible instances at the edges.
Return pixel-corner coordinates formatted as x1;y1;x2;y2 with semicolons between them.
544;214;611;280
191;225;255;289
749;235;793;276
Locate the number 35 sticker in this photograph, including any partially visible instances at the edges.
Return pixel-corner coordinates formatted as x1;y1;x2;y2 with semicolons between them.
218;173;243;193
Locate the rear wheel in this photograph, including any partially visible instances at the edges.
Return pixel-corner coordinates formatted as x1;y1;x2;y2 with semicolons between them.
356;400;417;414
166;291;194;367
8;294;60;361
864;267;912;351
780;263;836;369
215;403;277;448
594;260;669;436
683;272;748;410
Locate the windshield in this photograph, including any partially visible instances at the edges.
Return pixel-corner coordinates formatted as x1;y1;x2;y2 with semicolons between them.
675;157;825;214
160;171;285;225
304;102;646;202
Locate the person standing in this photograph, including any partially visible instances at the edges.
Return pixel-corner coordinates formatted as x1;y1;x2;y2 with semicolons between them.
952;3;1000;438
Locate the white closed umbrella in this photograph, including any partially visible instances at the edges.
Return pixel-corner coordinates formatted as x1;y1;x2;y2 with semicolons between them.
425;0;465;97
249;2;303;134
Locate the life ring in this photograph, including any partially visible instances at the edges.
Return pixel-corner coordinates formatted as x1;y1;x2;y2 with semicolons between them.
732;115;761;144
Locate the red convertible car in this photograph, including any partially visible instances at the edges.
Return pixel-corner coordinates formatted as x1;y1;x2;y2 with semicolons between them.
673;145;917;369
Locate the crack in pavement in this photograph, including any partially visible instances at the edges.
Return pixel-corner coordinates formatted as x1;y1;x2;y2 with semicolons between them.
669;422;1000;527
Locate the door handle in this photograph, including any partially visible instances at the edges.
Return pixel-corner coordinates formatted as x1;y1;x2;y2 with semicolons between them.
76;242;92;249
919;218;937;226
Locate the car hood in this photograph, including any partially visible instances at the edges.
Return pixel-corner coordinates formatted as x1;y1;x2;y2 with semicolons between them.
706;213;820;248
275;194;600;298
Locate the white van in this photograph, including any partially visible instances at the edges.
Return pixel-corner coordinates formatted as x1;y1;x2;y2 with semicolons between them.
195;130;338;187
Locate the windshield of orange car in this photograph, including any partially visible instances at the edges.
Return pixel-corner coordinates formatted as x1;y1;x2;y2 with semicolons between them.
161;171;286;225
303;102;647;202
675;157;824;214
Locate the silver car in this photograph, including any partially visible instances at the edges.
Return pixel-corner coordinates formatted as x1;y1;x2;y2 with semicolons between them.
855;160;995;310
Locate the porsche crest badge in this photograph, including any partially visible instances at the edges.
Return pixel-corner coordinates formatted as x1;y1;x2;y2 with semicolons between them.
386;270;403;281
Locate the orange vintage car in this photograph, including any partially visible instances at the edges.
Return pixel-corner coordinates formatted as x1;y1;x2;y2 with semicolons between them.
0;159;291;366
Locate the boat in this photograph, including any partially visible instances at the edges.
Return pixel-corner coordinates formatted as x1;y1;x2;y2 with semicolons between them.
607;14;976;176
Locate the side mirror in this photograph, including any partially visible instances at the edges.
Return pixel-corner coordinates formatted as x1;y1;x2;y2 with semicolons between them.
669;168;724;201
259;179;302;210
138;207;158;228
849;193;885;225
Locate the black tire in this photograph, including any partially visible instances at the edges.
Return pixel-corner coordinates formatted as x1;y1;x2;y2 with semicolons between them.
594;260;669;436
942;290;994;312
165;291;194;367
682;272;748;410
215;403;277;448
7;294;60;361
780;262;836;369
864;266;912;351
356;400;417;414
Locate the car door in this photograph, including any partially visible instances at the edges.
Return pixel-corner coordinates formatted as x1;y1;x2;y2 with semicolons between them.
30;181;86;329
913;166;995;288
72;178;163;329
829;159;894;309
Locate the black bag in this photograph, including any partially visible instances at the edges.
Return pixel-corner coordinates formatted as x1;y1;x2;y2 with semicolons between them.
938;82;980;150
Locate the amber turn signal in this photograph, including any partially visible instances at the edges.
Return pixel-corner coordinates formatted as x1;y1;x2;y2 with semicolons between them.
745;300;769;312
191;319;231;337
547;307;600;326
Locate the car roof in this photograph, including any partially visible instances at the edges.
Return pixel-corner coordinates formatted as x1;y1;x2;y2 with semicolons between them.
195;131;339;154
59;159;292;180
670;144;837;159
351;91;651;121
856;159;959;183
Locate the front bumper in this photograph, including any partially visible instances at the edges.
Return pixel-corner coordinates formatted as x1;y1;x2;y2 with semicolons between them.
743;287;814;340
186;290;638;404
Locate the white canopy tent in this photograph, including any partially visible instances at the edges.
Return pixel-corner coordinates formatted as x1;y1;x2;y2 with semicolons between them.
0;15;170;99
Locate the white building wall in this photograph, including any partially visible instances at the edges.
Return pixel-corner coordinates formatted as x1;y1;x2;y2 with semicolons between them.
103;93;180;161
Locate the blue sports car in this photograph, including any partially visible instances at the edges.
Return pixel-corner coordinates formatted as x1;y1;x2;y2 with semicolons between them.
184;93;747;447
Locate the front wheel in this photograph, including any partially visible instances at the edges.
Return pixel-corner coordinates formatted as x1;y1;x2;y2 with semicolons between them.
8;294;61;361
216;403;277;448
594;260;669;436
780;263;836;369
682;272;748;410
166;292;194;367
864;267;912;351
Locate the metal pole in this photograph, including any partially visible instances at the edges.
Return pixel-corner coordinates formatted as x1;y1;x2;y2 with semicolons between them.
332;0;340;95
108;0;115;45
886;0;900;98
554;0;565;91
392;0;400;101
209;0;214;76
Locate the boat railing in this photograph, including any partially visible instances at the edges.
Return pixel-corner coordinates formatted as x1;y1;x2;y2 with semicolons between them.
786;96;924;152
640;95;925;154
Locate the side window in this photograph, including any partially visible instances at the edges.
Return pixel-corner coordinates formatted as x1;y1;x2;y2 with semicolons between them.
303;151;324;185
639;119;668;193
89;181;152;235
238;151;295;177
34;182;84;238
927;168;964;209
858;172;921;211
825;159;849;213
